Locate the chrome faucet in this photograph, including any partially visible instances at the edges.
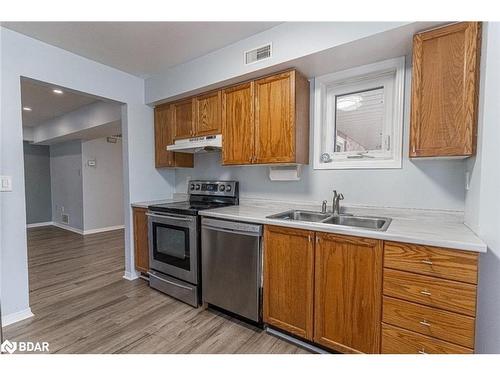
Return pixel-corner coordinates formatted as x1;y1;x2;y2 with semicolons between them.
332;190;344;216
321;200;328;214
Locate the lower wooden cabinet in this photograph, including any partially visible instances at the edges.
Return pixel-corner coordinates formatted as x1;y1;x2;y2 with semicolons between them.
314;233;383;354
263;226;314;340
133;207;149;274
262;225;479;354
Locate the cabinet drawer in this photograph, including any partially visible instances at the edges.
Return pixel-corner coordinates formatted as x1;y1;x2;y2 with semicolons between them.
383;269;477;316
381;323;473;354
383;296;475;348
384;241;478;284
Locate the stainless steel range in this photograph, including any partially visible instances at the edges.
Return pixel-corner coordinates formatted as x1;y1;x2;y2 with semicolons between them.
147;180;239;307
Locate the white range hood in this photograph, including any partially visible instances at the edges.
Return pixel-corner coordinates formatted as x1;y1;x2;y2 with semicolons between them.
166;135;222;153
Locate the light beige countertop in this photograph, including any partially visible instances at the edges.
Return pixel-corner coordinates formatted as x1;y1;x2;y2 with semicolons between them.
199;199;487;253
131;194;187;209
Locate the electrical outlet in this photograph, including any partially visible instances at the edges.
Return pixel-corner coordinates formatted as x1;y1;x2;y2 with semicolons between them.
0;176;13;192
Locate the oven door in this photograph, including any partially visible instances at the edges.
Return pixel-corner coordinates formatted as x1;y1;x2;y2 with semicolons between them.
147;211;198;284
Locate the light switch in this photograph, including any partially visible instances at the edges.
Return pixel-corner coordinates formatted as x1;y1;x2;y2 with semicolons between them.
0;176;13;192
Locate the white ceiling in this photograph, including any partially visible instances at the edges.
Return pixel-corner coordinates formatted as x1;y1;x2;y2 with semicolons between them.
21;79;99;127
3;22;281;78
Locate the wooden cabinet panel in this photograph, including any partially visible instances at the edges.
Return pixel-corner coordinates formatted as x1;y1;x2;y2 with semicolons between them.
154;105;193;169
255;71;294;163
194;90;221;136
383;268;477;316
410;22;481;157
133;207;149;274
173;98;194;140
263;226;314;340
314;233;383;353
381;323;473;354
384;241;479;284
222;82;255;165
383;296;475;348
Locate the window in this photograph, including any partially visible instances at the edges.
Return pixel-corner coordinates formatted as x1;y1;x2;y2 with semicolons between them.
313;57;405;169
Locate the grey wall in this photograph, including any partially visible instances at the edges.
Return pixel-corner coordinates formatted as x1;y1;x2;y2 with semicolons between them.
50;140;84;230
23;141;52;224
175;66;466;211
82;137;124;231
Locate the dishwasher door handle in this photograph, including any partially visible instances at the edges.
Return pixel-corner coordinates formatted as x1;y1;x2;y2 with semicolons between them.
202;224;261;237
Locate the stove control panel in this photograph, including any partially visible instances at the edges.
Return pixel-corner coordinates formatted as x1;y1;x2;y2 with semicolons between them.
188;180;238;197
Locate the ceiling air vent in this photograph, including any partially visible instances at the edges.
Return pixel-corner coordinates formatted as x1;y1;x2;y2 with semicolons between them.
245;44;272;65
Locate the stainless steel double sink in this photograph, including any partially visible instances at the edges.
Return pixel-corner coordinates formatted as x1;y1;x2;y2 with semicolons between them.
266;210;392;231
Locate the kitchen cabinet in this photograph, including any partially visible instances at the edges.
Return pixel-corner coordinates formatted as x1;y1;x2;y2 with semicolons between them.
194;90;222;136
133;207;149;274
263;226;315;340
154;104;193;168
222;69;309;165
409;22;481;158
221;82;255;165
254;70;309;164
381;241;479;353
172;98;195;140
314;233;383;354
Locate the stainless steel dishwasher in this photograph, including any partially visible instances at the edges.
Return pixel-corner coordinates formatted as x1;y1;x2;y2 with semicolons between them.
201;217;262;323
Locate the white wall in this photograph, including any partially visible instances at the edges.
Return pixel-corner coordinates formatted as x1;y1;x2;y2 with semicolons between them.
0;27;175;320
465;22;500;354
50;140;84;230
82;137;124;231
176;65;466;211
145;22;409;104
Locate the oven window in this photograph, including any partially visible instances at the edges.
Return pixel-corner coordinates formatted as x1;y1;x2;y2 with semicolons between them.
152;223;190;271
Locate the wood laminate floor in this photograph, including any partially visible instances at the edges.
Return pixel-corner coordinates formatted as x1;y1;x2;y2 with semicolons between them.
4;226;308;354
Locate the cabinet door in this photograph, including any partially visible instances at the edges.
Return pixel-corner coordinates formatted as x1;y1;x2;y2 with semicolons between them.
154;105;193;168
154;105;175;168
221;82;255;165
254;71;295;163
194;90;222;136
314;233;383;353
410;22;481;157
263;226;314;340
133;207;149;274
173;98;194;140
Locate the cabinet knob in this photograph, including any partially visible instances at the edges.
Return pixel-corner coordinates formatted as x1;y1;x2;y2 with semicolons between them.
420;289;432;296
419;319;431;327
418;348;426;354
421;259;433;265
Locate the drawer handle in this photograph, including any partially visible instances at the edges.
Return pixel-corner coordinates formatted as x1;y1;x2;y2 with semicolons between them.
419;319;431;327
421;259;433;265
420;289;432;296
418;348;427;354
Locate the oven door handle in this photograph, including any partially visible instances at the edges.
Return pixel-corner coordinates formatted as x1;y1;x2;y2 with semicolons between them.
146;212;192;221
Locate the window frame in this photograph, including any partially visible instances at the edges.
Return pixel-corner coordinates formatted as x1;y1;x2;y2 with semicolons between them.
313;57;405;170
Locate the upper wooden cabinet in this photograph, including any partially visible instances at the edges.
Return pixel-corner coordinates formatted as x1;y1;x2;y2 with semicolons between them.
172;98;195;140
263;226;315;340
194;90;222;136
221;82;255;165
154;104;193;168
222;69;309;165
314;233;383;354
410;22;482;158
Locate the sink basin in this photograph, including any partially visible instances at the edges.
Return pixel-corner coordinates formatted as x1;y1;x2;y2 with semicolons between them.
266;210;392;231
321;215;391;231
266;210;332;222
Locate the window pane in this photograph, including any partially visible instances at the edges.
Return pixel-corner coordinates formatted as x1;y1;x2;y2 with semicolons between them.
334;87;385;153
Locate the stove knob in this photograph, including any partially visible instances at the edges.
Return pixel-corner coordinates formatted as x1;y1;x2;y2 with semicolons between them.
226;185;232;192
190;184;195;190
195;184;201;190
219;185;225;192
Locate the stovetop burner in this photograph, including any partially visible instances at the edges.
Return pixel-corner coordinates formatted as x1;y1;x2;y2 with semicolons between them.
148;180;239;216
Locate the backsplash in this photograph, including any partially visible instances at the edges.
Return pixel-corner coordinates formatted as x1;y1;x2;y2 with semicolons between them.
174;152;466;211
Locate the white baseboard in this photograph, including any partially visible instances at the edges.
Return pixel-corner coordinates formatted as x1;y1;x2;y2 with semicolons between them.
27;221;53;228
1;308;34;327
83;225;125;235
123;270;139;281
52;222;84;235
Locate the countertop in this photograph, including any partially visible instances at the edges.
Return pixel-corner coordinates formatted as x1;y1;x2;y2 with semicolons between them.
199;199;487;253
131;194;187;209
